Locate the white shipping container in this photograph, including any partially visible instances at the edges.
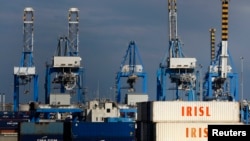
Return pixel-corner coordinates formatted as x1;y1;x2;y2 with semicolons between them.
50;94;71;105
137;101;240;122
137;122;244;141
125;93;148;106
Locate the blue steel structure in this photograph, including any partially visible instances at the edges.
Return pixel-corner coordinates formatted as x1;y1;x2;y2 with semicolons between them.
45;8;85;105
28;8;84;122
13;7;38;112
156;0;197;101
201;0;249;124
203;0;239;102
241;100;250;125
115;41;147;103
45;37;85;104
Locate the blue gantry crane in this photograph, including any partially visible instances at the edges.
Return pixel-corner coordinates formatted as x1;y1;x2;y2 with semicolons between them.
27;8;84;122
202;0;249;124
203;0;239;101
45;8;85;105
156;0;197;101
13;7;38;112
115;41;147;103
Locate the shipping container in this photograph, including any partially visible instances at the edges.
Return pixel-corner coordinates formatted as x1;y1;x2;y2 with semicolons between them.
0;121;19;130
19;122;64;134
69;137;135;141
0;119;27;141
0;111;30;119
125;93;148;106
136;122;244;141
137;102;150;121
0;134;17;141
18;122;64;141
0;119;28;130
137;101;240;122
19;134;63;141
69;122;136;141
104;117;134;122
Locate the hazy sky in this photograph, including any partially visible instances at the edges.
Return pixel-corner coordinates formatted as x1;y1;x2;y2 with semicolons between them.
0;0;250;104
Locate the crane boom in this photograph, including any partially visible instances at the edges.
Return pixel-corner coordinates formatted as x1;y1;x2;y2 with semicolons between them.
210;28;216;63
168;0;177;41
13;7;38;112
157;0;197;101
68;8;79;56
203;0;239;101
21;7;35;68
220;0;229;79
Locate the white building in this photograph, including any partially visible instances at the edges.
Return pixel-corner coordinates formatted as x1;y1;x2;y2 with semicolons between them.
85;99;120;122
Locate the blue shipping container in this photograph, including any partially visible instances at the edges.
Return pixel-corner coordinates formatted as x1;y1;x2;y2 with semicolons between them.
70;137;135;141
70;122;135;141
0;119;28;130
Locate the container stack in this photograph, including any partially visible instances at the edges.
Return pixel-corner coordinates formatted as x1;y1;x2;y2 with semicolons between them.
136;101;243;141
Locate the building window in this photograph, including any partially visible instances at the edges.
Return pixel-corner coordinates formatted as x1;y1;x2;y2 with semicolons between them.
106;108;111;113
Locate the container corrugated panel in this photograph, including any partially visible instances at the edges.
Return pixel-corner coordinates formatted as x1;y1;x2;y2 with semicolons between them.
136;121;153;141
70;122;135;140
19;122;64;134
137;101;240;122
137;102;150;121
137;122;244;141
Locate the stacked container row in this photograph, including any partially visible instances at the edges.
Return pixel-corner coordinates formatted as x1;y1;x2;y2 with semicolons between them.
136;101;242;141
18;121;136;141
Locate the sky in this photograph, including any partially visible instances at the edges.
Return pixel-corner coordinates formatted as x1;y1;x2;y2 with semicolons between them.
0;0;250;104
